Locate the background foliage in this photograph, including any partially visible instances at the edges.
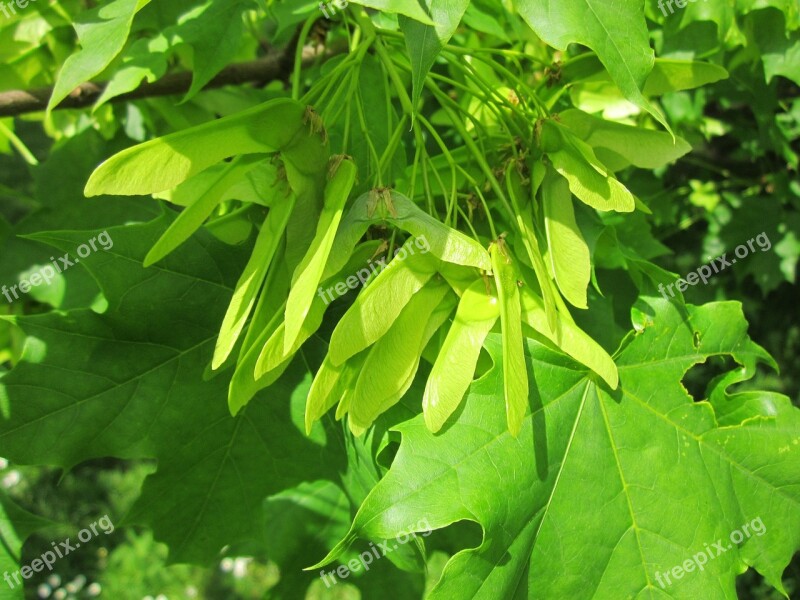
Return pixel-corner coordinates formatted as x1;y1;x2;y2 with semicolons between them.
0;0;798;598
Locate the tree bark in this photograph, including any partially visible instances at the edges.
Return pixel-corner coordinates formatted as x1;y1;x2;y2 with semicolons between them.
0;45;334;118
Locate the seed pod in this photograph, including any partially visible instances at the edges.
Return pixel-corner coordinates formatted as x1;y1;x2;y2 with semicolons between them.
347;280;456;434
542;165;591;309
284;156;357;353
506;167;559;336
144;155;264;267
490;236;529;437
423;279;499;432
212;194;296;370
327;240;437;367
228;250;291;415
322;188;491;280
543;121;635;213
85;98;322;197
519;286;618;389
255;241;383;380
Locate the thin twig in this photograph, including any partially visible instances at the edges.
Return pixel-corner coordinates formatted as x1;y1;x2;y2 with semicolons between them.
0;43;340;118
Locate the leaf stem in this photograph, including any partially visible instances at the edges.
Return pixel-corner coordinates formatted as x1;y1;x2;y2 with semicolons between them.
426;82;515;221
378;113;409;175
0;120;37;165
416;114;458;225
352;9;415;117
292;15;320;100
473;186;498;240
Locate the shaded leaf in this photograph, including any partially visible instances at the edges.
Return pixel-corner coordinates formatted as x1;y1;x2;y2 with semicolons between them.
0;217;342;563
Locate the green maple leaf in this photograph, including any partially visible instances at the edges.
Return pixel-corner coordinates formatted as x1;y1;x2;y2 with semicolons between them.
514;0;671;132
314;298;800;598
0;215;344;563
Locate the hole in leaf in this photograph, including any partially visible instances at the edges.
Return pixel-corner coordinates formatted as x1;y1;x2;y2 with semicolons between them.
681;355;735;402
424;519;483;566
474;347;494;379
